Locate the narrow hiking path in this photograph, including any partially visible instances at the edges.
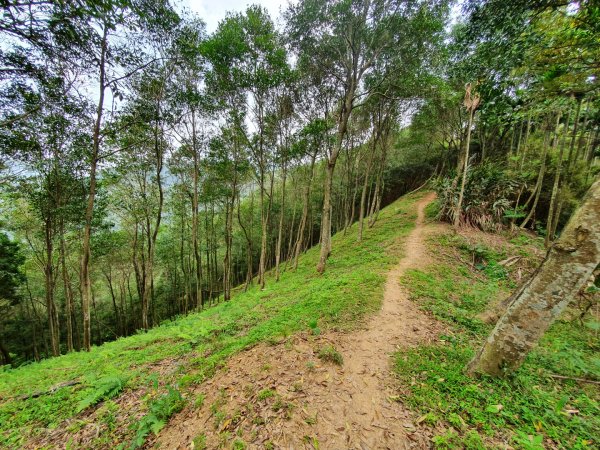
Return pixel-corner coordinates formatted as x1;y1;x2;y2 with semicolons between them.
155;193;445;449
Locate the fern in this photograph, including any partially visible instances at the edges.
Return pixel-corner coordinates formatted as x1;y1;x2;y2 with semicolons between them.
129;385;186;450
77;376;126;413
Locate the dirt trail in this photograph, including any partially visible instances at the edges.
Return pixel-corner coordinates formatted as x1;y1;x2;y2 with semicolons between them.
155;193;444;449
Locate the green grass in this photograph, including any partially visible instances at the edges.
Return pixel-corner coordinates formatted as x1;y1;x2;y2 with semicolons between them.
394;233;599;449
424;198;440;221
317;344;344;365
0;192;421;448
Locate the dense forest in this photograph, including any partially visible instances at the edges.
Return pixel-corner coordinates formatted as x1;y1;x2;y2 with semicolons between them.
0;0;597;368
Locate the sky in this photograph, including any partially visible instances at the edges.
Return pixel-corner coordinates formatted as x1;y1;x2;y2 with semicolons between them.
178;0;290;33
178;0;463;34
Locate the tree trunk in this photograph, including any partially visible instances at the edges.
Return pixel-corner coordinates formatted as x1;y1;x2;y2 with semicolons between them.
565;95;583;176
191;110;203;309
238;191;253;291
204;200;212;301
258;168;267;288
294;154;316;269
454;106;475;229
574;99;590;164
44;218;59;356
358;139;376;242
585;127;598;184
317;161;335;273
316;81;354;273
0;338;11;366
60;227;74;352
521;116;558;228
518;115;532;171
275;158;287;281
284;194;297;269
223;197;233;301
347;165;360;234
369;133;389;228
104;268;121;336
546;105;572;247
468;178;600;376
81;26;108;351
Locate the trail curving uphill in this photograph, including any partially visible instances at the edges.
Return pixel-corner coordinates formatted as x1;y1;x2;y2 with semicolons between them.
155;193;444;449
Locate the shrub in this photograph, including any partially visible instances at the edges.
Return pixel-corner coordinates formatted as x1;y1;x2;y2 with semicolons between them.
435;163;519;231
129;385;186;449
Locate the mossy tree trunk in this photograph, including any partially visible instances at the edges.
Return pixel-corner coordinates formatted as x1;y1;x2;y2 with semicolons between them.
468;178;600;377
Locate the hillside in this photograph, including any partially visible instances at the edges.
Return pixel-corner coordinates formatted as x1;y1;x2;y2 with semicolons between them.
1;1;599;448
0;192;421;448
1;191;597;449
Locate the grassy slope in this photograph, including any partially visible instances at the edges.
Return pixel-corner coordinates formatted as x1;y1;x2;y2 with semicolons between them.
394;214;599;449
0;192;421;448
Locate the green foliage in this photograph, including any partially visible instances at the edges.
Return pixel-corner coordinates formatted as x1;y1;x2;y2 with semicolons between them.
308;318;321;336
395;232;599;449
77;376;127;413
317;344;343;366
194;393;206;409
232;439;247;450
424;199;440;221
0;192;421;447
402;265;496;335
0;232;25;305
435;163;519;231
257;389;276;401
129;386;186;450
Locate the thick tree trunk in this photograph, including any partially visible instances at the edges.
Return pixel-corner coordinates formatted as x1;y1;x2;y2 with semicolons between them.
468;178;600;377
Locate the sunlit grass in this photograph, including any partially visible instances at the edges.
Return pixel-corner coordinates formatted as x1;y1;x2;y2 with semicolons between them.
0;192;422;447
394;232;599;449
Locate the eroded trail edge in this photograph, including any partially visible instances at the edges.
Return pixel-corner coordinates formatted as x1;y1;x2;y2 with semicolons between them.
156;193;443;449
